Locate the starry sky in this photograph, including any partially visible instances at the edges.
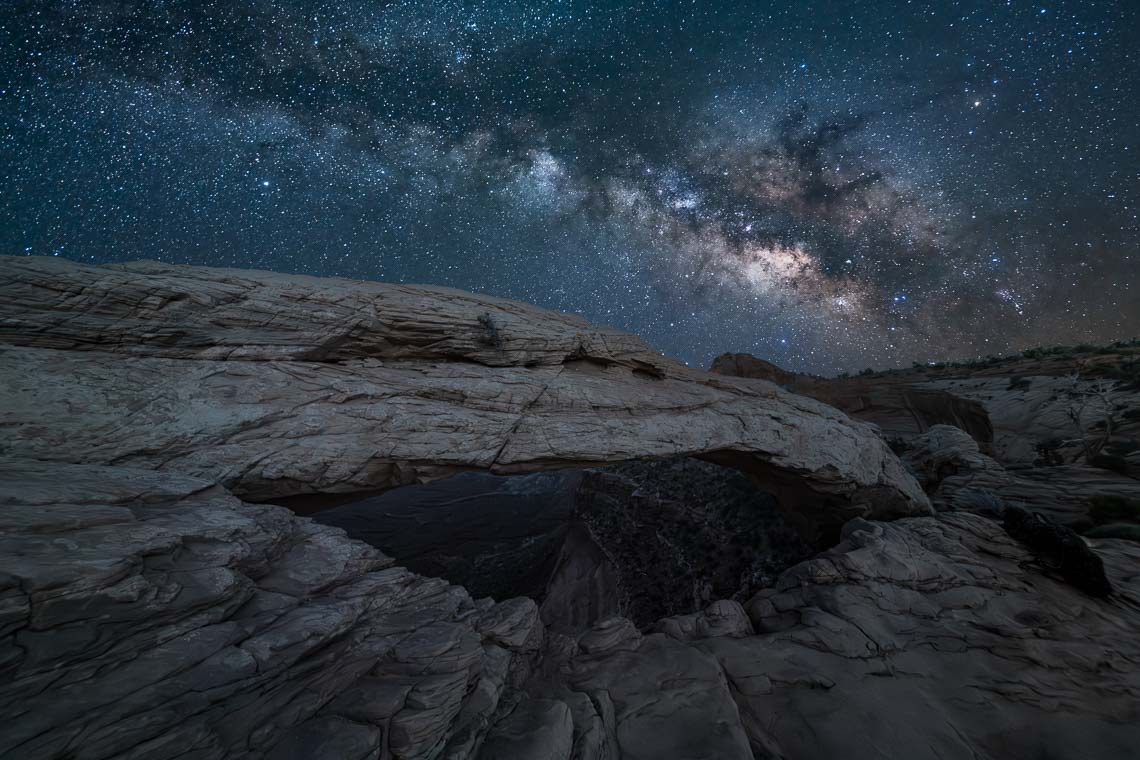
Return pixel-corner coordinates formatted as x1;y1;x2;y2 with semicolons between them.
2;1;1137;374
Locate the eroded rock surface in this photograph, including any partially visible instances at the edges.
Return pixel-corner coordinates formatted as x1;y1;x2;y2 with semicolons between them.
713;348;1140;483
926;372;1139;473
0;460;549;760
711;352;995;446
3;464;1138;759
904;424;1140;527
525;512;1140;760
4;258;1137;759
0;256;929;540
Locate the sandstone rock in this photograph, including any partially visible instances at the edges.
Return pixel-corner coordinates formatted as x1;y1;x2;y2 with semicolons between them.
0;460;538;760
712;352;995;446
554;633;754;760
478;699;574;760
797;348;1140;478
533;512;1140;760
904;425;1140;527
3;459;1137;759
719;512;1140;759
900;423;1002;489
539;522;622;632
924;373;1140;474
654;599;754;642
5;256;1135;759
576;616;642;656
476;597;543;652
0;256;929;541
271;716;381;760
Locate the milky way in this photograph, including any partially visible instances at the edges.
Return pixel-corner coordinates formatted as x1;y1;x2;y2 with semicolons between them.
2;1;1137;373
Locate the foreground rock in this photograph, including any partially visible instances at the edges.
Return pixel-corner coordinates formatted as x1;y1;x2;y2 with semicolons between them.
526;512;1140;760
0;256;930;540
0;460;547;760
3;463;1137;759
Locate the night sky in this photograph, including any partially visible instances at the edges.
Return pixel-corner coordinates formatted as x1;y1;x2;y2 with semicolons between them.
2;1;1137;374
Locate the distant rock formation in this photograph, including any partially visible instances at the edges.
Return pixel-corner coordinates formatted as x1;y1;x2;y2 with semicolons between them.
713;351;1140;531
904;424;1140;527
716;347;1140;477
711;352;995;446
0;256;930;542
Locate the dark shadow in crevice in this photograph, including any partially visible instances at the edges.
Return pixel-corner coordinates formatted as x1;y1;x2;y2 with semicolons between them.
280;457;813;632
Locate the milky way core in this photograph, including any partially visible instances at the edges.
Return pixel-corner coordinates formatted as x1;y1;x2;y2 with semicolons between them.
2;1;1137;373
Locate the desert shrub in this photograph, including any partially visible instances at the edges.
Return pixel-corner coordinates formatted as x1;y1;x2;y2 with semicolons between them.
1034;439;1065;467
476;312;504;348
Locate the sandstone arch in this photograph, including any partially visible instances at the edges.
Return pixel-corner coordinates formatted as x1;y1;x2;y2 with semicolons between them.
0;256;929;541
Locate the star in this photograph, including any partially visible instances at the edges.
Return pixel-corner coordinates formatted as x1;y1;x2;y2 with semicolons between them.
0;0;1133;375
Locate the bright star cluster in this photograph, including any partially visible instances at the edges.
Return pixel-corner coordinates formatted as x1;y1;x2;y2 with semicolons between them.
1;1;1136;373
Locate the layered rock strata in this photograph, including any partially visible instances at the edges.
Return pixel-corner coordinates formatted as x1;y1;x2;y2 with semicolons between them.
0;256;930;540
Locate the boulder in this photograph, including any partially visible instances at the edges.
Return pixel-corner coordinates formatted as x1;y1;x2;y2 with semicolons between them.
900;423;1002;489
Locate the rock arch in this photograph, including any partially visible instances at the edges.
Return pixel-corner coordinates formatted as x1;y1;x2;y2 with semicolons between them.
0;256;929;541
